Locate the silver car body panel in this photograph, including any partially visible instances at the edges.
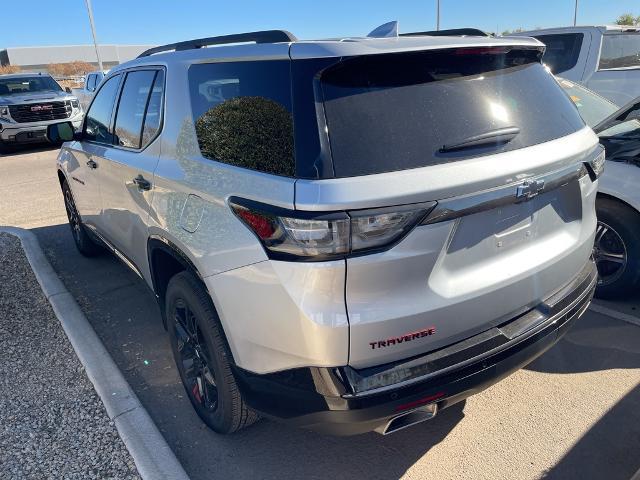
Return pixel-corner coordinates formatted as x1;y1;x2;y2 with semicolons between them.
57;34;600;375
598;160;640;213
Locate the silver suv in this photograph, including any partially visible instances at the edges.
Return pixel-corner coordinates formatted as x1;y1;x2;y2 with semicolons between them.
50;28;602;436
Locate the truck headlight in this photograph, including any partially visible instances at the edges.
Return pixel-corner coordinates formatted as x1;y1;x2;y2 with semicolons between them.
0;105;8;117
71;99;80;109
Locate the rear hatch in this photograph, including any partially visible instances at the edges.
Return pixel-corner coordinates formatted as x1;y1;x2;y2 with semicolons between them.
293;41;600;368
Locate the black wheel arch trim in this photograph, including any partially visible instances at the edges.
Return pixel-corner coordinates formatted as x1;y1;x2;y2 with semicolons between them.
597;191;640;215
147;235;208;328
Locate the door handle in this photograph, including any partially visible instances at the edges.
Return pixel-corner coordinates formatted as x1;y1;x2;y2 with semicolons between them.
132;174;152;191
86;159;98;169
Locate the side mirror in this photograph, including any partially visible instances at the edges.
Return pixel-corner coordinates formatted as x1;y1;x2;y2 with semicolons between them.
65;87;72;93
46;122;78;143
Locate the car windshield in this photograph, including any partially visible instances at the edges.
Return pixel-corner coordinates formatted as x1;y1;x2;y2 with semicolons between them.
557;77;619;127
0;76;63;96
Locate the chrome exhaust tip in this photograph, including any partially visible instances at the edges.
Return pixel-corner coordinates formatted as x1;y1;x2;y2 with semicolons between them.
375;403;438;435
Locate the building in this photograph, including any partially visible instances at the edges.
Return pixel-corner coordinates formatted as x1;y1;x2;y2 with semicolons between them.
0;44;155;73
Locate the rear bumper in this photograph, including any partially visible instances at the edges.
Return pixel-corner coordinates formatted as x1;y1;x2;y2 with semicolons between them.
232;258;597;435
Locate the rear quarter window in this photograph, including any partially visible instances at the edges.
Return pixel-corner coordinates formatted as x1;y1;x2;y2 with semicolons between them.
599;33;640;70
534;33;584;74
188;61;295;177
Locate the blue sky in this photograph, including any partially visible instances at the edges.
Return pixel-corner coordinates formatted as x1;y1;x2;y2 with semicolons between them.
1;0;639;48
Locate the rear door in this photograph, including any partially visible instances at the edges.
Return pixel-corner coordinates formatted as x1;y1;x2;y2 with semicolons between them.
97;68;165;277
65;73;122;228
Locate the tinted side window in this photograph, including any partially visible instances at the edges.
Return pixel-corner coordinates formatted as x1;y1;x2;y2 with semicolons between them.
84;74;121;144
86;74;96;92
599;33;640;69
114;70;157;149
535;33;584;74
188;61;294;177
141;70;164;148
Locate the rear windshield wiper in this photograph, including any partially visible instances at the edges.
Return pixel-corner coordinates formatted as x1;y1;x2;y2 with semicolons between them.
440;127;520;153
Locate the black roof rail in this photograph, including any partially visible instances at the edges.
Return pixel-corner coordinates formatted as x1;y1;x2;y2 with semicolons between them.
137;30;298;58
401;28;491;37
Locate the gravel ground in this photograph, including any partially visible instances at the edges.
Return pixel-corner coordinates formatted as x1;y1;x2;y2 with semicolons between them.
0;233;140;480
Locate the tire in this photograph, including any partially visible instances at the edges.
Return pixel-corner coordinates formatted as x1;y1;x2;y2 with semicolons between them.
61;179;103;257
0;141;13;154
594;197;640;299
166;271;258;434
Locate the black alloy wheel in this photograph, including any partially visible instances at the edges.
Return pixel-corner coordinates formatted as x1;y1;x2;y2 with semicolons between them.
594;221;627;287
61;179;103;256
594;197;640;299
173;298;219;414
166;271;258;433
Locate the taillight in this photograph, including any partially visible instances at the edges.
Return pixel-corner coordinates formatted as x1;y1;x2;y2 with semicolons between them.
586;149;606;180
229;197;435;261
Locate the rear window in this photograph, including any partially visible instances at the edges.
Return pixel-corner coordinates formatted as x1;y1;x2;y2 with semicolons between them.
320;48;586;177
599;33;640;70
534;33;584;74
188;61;295;177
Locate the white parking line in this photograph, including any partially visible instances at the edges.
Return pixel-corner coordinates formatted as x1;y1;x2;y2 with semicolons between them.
589;303;640;327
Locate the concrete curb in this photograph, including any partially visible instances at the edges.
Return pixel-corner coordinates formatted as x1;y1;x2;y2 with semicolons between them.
1;227;189;480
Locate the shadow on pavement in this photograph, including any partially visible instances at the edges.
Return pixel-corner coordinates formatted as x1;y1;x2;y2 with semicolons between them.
541;384;640;480
31;223;466;479
0;143;59;157
526;310;640;374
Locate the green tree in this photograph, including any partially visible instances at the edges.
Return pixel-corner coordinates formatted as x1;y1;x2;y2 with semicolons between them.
615;13;640;26
501;27;524;36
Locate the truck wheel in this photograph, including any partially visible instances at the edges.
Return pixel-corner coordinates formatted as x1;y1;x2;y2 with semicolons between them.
0;141;12;154
61;180;103;257
594;197;640;299
166;271;259;434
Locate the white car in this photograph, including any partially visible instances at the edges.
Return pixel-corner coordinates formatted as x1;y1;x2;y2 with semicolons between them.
513;26;640;106
72;70;108;110
559;78;640;298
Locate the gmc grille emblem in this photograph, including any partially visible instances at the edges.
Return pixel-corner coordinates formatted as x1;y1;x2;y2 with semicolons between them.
30;104;53;112
516;179;545;201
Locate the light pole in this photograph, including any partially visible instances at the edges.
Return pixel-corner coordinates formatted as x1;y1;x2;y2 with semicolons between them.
436;0;441;31
84;0;104;71
573;0;578;26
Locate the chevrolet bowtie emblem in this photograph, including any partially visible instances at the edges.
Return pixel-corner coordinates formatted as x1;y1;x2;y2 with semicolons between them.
516;179;545;201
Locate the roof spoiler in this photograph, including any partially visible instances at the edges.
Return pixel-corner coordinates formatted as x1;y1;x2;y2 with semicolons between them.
137;30;298;58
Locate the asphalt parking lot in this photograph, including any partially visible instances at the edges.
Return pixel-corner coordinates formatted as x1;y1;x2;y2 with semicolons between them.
1;145;639;480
